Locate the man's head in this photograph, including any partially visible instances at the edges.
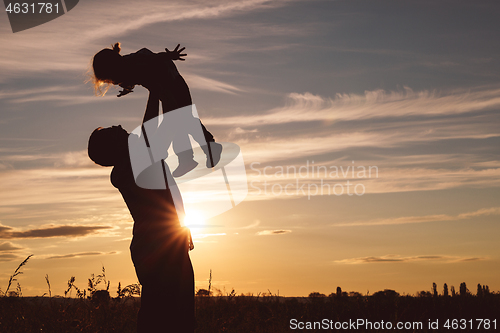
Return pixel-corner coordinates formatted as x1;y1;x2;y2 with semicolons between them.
88;125;129;166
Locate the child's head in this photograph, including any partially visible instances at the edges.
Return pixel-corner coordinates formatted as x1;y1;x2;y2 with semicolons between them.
91;43;124;95
88;125;129;166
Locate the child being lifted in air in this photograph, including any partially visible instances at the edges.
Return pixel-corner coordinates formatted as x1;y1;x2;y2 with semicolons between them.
92;43;222;178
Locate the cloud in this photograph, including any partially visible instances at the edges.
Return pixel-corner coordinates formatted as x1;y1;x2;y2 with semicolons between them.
457;207;500;219
0;253;23;262
0;241;25;262
0;83;138;106
334;255;486;264
0;223;115;239
257;229;291;235
1;150;94;167
209;87;500;172
192;233;226;239
0;241;24;252
232;127;258;134
0;166;116;209
334;207;500;227
0;0;292;78
204;87;500;127
241;220;260;229
46;251;118;259
184;74;244;94
80;0;290;43
0;76;240;105
0;85;75;101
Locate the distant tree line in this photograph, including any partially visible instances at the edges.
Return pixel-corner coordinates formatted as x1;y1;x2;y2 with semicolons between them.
308;282;495;298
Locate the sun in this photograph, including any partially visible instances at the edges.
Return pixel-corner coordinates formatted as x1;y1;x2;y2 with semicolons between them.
182;210;206;234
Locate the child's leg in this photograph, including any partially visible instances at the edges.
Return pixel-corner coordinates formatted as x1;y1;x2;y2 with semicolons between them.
182;113;222;168
158;89;197;177
159;76;221;170
172;133;198;178
171;113;221;173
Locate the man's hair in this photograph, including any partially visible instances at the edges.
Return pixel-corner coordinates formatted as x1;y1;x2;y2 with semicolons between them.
88;127;122;166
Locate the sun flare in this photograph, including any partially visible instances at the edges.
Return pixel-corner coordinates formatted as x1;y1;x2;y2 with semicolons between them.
183;210;206;234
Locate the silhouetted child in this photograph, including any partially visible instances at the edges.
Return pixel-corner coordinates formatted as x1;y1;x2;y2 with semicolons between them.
92;43;222;177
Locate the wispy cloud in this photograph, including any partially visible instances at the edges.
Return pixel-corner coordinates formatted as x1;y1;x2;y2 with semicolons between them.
0;165;116;208
0;241;25;262
206;87;500;174
0;0;292;78
334;255;486;264
334;207;500;227
0;76;240;105
192;233;226;239
257;229;291;235
0;241;24;252
184;73;244;94
1;149;93;166
0;253;24;262
241;220;260;229
0;223;115;239
81;0;291;43
205;87;500;126
0;85;75;100
45;251;118;259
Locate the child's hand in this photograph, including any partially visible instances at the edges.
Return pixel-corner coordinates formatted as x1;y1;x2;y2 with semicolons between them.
165;44;187;61
117;83;135;97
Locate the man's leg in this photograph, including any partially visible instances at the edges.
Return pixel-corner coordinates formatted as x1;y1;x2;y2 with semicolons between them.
134;242;194;332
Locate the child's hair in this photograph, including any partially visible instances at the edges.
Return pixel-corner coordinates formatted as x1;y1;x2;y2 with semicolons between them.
91;43;122;96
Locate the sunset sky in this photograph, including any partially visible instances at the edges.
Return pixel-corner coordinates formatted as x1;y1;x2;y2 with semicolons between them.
1;0;499;297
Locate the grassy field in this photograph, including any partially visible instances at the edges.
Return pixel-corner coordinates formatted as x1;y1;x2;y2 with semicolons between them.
1;258;498;332
1;292;499;332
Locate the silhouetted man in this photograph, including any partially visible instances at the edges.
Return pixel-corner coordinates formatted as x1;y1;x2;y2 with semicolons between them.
88;92;195;333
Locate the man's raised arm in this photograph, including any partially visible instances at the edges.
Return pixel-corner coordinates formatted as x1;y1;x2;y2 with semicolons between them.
143;90;160;126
